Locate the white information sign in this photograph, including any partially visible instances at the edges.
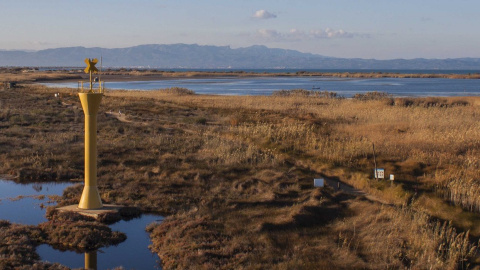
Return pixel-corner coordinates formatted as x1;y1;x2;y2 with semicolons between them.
374;169;385;179
314;178;324;187
390;174;394;181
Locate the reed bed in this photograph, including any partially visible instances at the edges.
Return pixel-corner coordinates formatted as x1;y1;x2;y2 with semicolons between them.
334;201;477;269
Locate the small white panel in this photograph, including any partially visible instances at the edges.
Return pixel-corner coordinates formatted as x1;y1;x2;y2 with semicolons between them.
314;178;324;187
374;169;385;179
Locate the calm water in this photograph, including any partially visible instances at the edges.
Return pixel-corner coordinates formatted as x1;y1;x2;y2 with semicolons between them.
44;77;480;97
0;179;73;225
38;214;163;270
0;179;162;269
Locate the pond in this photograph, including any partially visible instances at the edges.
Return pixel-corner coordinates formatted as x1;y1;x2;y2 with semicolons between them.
0;179;163;269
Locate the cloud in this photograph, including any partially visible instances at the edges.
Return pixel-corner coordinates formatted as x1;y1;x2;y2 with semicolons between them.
255;29;306;42
310;28;355;39
255;28;367;42
31;41;54;46
253;10;277;19
256;29;282;39
28;41;57;49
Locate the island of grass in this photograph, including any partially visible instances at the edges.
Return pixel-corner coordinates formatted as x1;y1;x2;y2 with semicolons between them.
1;67;480;84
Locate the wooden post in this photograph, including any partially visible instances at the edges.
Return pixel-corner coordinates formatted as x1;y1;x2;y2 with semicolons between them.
373;143;378;180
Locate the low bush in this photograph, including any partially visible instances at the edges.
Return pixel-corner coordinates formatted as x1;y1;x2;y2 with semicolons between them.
353;91;392;100
156;87;195;95
394;97;470;107
272;89;339;98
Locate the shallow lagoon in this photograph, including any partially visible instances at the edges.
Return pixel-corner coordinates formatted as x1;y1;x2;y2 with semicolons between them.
44;77;480;97
0;179;163;269
0;179;73;225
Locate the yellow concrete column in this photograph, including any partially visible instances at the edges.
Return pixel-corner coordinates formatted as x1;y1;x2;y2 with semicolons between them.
85;250;97;270
78;92;103;209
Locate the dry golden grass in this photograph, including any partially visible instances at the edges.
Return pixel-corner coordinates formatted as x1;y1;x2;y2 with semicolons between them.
3;83;480;269
106;88;480;214
333;200;477;269
105;88;480;268
0;69;81;83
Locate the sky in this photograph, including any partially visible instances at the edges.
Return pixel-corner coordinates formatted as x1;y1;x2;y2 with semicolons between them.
0;0;479;60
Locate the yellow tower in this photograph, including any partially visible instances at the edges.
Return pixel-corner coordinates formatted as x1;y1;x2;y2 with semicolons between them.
85;250;98;270
78;58;104;209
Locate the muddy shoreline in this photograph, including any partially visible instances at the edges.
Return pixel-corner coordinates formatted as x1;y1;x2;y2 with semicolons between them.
2;68;480;84
46;71;480;83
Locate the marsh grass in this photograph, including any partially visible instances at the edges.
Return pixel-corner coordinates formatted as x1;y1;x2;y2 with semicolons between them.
0;220;80;269
333;200;477;269
273;89;339;98
2;68;480;91
3;84;480;268
353;91;391;100
154;87;195;95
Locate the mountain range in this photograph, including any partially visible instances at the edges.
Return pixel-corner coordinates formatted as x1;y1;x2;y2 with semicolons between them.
1;44;480;70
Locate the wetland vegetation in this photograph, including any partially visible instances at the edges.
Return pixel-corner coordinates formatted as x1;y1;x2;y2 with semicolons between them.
2;77;480;268
2;67;480;84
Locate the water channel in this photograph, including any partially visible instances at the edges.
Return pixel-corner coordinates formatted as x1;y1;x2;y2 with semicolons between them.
0;179;163;269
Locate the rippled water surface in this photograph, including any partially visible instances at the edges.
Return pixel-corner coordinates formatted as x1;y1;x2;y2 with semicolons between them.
44;77;480;97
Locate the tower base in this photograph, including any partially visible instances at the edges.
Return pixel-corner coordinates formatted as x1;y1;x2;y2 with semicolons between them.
56;204;123;221
78;186;103;209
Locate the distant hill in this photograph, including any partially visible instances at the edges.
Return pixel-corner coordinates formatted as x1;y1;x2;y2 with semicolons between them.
1;43;480;70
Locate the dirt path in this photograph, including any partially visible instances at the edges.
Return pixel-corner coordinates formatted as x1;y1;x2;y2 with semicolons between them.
319;174;393;205
324;177;365;195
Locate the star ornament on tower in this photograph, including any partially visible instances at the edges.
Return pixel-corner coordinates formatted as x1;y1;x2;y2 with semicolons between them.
84;58;99;74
